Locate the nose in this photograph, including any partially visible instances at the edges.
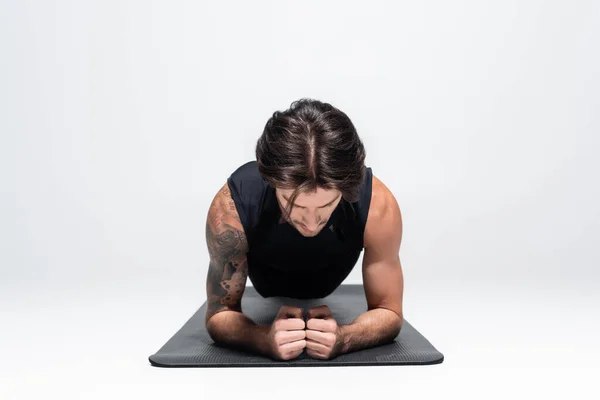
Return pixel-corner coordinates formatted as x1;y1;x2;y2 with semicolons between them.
302;212;322;231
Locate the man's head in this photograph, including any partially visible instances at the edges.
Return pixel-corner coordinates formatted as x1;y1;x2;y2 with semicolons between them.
275;186;342;237
255;98;366;237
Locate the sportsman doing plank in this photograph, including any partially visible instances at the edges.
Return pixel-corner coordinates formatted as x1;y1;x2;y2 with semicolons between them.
204;99;404;361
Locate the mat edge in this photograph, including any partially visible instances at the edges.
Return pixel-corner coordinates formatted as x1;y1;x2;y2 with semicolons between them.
148;354;445;368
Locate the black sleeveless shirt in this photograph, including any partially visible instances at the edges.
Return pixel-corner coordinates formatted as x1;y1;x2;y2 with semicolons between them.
226;161;373;299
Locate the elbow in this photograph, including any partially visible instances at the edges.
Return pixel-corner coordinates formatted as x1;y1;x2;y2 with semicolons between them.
205;310;236;344
205;315;216;340
205;311;224;342
377;305;403;333
389;310;403;338
395;315;403;334
390;314;403;338
374;306;403;339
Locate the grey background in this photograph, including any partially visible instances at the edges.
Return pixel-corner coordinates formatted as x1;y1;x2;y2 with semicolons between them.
1;0;599;398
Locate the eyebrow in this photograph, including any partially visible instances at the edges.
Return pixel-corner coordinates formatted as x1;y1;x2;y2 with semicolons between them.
281;194;340;209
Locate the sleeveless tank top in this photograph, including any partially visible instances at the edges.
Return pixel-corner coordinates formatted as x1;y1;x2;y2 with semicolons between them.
226;160;373;299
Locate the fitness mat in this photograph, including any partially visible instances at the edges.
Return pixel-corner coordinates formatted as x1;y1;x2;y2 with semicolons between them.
149;284;444;367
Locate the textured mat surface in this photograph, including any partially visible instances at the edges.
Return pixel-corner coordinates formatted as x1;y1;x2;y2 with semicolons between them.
149;284;444;367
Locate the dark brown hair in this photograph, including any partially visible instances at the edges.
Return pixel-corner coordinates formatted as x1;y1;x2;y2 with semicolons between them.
255;98;366;219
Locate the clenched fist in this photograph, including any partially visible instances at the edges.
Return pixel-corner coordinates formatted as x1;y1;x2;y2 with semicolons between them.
266;305;307;361
305;305;344;360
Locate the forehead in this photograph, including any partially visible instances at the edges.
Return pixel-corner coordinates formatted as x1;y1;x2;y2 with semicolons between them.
278;187;340;206
278;186;335;197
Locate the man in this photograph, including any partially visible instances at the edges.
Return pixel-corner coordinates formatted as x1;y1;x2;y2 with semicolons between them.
204;98;404;361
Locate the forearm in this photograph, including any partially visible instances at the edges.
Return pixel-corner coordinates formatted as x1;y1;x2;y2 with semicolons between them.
206;310;271;357
338;308;402;355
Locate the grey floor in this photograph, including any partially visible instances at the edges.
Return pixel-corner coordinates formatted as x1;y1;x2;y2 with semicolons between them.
2;273;599;399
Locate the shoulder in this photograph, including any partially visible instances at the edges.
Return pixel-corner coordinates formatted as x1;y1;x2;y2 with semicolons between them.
227;160;270;200
363;174;403;252
208;183;247;235
223;160;272;240
228;160;263;185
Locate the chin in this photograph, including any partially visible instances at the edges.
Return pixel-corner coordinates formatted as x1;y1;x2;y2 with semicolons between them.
297;225;321;236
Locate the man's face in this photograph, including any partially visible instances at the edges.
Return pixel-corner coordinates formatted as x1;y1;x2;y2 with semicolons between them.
275;187;342;237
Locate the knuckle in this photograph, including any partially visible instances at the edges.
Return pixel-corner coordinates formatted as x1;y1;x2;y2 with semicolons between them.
274;319;286;330
275;346;286;358
327;335;335;346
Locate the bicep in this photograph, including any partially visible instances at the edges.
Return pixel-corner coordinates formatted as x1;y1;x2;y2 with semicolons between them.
362;254;404;318
361;190;404;318
205;183;250;322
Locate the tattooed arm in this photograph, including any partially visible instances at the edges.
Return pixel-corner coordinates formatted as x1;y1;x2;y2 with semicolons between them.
204;183;271;356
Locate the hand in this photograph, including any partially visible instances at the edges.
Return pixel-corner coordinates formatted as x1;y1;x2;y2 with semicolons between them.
267;305;307;361
305;305;343;360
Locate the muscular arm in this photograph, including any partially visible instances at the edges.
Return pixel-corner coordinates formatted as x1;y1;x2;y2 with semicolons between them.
337;176;404;355
204;183;271;356
205;183;248;319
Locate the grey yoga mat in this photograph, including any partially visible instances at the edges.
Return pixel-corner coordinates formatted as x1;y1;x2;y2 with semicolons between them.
149;284;444;367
